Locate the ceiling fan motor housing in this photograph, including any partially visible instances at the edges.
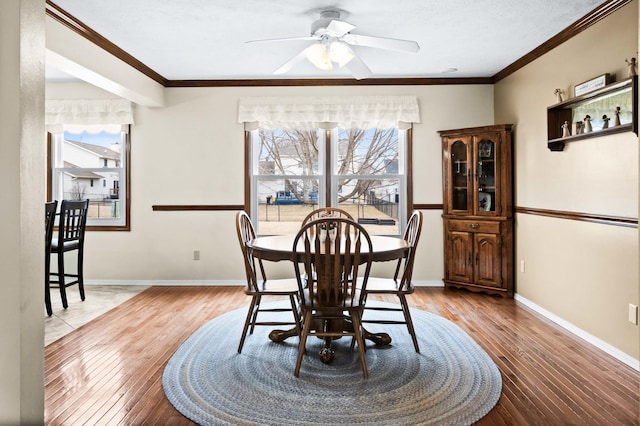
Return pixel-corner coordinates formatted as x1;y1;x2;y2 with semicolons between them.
311;10;342;36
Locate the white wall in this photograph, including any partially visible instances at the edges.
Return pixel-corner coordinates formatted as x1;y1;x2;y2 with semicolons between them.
495;0;639;360
0;0;45;423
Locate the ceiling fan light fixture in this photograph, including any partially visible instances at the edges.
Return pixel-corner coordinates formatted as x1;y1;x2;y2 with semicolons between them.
329;41;354;67
304;43;333;70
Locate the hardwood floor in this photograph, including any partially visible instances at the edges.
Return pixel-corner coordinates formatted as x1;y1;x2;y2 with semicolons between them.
44;286;639;425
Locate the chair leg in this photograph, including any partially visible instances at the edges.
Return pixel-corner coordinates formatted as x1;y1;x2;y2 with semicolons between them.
45;286;52;317
77;246;85;301
399;295;419;353
57;252;69;309
289;294;301;335
294;310;313;377
238;296;257;353
249;294;261;334
350;309;368;379
45;253;52;317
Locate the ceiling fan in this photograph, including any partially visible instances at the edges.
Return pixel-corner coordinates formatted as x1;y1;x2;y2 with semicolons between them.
245;9;420;80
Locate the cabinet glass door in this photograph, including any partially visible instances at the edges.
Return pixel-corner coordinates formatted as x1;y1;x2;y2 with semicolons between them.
475;136;497;214
450;139;470;212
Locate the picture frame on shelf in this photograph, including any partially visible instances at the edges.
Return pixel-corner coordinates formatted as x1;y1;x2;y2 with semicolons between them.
574;73;610;97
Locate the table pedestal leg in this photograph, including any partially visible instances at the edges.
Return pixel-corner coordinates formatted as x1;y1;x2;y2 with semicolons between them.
362;328;392;346
267;321;392;364
268;328;298;343
319;339;335;363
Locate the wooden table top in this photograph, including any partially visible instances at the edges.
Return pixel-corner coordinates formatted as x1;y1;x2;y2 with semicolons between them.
247;234;409;263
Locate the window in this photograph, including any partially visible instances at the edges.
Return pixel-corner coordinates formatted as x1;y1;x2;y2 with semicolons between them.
45;98;134;231
240;95;419;236
48;128;130;230
249;126;410;236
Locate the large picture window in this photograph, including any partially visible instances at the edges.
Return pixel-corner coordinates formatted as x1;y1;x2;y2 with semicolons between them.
240;95;419;236
249;126;409;236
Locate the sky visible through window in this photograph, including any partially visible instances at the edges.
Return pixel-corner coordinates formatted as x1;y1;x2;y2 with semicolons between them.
64;130;120;147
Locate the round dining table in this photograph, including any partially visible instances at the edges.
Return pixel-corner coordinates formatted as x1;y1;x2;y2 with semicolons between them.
247;234;410;360
247;234;409;263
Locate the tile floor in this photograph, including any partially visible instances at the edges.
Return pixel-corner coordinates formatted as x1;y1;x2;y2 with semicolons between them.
45;284;149;346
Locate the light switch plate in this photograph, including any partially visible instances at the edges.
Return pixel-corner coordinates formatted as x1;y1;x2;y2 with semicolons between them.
628;304;638;325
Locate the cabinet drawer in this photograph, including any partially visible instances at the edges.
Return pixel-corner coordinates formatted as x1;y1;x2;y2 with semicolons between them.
447;219;500;233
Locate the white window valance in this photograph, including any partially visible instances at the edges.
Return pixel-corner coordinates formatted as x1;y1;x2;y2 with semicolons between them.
45;98;134;134
238;95;420;131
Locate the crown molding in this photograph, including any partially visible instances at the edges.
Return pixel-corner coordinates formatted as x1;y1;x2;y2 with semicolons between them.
46;0;168;86
492;0;631;82
46;0;631;88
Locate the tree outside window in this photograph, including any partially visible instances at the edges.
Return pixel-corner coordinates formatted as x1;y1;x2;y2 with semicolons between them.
251;126;407;236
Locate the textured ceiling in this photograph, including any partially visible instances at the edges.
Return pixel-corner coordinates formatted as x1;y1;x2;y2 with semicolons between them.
48;0;608;81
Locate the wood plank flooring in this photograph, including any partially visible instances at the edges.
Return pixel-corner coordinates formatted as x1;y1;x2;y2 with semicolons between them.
44;286;640;425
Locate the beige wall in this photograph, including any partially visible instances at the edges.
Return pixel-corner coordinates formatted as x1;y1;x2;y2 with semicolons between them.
0;0;46;423
46;83;493;283
495;1;639;359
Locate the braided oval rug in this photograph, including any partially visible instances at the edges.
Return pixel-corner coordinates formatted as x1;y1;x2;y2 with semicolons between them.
163;301;501;425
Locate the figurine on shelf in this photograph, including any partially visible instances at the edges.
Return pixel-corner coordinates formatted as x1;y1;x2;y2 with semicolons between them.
554;88;563;103
561;121;570;137
584;115;592;133
575;121;584;135
626;57;637;77
602;114;610;129
614;106;621;126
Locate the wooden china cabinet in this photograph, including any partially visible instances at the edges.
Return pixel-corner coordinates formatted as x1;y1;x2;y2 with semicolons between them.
439;124;514;297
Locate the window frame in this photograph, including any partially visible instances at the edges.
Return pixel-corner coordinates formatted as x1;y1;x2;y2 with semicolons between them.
46;127;131;232
245;126;413;235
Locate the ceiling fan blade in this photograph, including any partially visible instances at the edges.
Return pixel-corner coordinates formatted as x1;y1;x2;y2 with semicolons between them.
246;36;318;44
326;19;355;37
273;48;308;75
342;33;420;53
344;49;372;80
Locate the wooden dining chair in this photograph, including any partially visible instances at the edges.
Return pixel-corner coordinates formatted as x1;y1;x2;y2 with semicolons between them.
300;207;355;284
49;199;89;310
301;207;354;227
235;211;301;353
361;211;423;352
45;200;58;316
293;217;373;378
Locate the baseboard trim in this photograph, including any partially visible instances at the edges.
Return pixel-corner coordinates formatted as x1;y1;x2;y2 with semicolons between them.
85;280;247;286
414;280;445;287
515;294;640;371
86;279;445;287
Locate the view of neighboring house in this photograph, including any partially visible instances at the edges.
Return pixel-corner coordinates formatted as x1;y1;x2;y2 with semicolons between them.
255;128;401;206
61;140;121;201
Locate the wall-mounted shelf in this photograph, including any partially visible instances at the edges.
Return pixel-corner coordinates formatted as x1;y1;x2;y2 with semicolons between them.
547;76;637;151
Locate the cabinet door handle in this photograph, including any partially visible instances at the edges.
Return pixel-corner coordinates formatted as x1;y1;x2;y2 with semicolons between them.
475;253;479;266
469;223;479;229
468;254;472;266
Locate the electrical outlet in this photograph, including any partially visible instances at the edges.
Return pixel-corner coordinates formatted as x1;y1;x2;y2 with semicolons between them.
193;250;200;261
520;260;525;273
628;304;638;325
